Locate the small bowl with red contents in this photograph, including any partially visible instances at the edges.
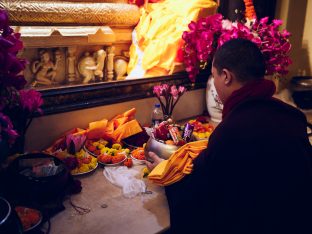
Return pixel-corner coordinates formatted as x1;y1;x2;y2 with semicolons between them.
15;206;42;233
130;147;145;165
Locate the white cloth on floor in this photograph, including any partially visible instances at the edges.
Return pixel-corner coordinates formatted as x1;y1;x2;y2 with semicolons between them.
103;166;146;198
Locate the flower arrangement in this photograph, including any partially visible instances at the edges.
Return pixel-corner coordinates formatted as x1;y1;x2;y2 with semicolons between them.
182;4;292;82
0;9;43;158
153;84;186;119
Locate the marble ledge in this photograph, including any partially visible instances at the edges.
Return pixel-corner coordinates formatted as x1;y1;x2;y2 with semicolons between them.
14;26;116;48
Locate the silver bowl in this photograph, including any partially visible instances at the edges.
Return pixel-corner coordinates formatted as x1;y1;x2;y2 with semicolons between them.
144;137;180;160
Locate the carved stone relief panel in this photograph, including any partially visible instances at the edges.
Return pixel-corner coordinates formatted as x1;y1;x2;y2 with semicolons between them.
13;25;133;89
22;48;66;87
22;45;131;89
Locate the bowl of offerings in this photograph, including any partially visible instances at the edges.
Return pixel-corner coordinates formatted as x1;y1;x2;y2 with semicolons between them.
144;121;194;160
144;137;180;160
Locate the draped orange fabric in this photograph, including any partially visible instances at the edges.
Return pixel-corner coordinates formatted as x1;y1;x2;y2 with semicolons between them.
127;0;217;77
148;140;208;186
46;108;142;152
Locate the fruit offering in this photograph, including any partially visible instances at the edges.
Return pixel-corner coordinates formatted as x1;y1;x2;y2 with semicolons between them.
70;150;97;174
123;158;133;168
151;119;188;146
84;138;109;156
54;149;98;175
188;118;214;140
131;147;145;161
97;143;129;165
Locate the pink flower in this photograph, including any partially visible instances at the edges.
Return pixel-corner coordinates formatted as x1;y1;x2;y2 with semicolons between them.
170;85;179;100
153;84;187;117
153;85;162;97
182;13;292;81
66;134;86;155
178;86;186;94
19;89;43;114
160;84;170;96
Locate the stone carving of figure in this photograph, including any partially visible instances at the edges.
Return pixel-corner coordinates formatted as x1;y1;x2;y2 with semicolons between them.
94;49;106;80
114;58;128;80
78;49;106;84
78;52;96;84
31;49;61;86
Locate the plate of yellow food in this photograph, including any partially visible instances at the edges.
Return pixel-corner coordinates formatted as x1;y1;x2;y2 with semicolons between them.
84;138;109;157
96;143;129;166
54;149;98;176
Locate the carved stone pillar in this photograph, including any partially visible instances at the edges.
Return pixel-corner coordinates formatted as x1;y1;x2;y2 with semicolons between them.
67;46;77;83
107;46;115;81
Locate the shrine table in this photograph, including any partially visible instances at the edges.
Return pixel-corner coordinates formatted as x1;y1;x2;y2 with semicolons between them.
49;165;170;234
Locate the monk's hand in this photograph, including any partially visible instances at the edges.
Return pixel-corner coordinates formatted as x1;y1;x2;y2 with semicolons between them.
144;152;164;171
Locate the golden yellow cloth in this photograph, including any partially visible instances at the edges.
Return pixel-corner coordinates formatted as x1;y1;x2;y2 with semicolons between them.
148;140;208;186
86;108;142;141
127;0;217;77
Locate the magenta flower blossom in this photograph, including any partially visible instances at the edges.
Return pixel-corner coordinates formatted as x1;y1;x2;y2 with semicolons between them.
153;84;186;118
153;85;162;97
0;113;19;145
182;13;292;81
19;89;43;114
170;85;179;100
66;134;86;155
0;9;43;154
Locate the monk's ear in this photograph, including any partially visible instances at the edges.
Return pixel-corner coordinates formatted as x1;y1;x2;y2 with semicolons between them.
222;68;233;86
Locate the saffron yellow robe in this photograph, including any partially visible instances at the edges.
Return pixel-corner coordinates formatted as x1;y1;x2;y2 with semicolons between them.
127;0;217;78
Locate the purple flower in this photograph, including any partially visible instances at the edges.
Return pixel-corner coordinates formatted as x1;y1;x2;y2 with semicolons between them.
0;10;9;32
0;112;19;145
19;89;43;114
0;9;44;153
66;134;86;155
